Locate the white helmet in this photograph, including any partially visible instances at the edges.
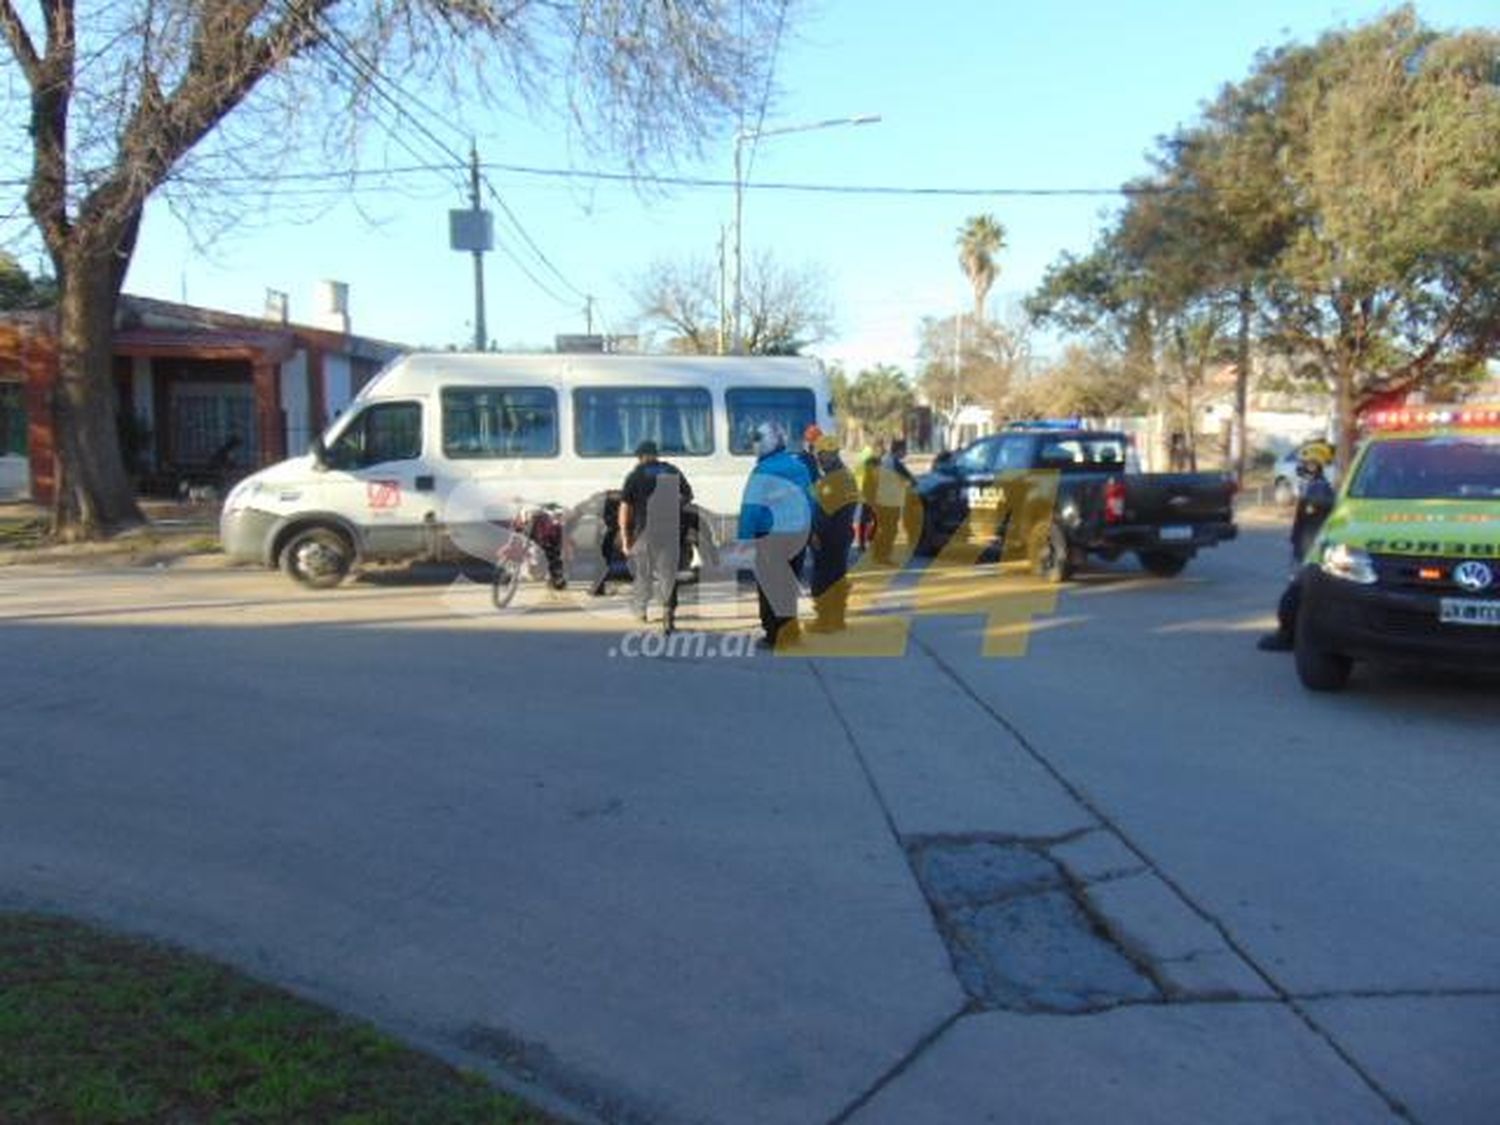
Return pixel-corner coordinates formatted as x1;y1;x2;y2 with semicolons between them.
753;421;787;455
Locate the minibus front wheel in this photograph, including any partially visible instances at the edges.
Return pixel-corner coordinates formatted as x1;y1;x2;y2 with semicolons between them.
280;525;354;589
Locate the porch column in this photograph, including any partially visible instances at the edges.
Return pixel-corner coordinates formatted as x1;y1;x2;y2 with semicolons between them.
252;358;285;466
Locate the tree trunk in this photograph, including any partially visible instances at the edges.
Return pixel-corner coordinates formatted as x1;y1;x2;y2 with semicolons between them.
50;244;144;538
1334;364;1358;473
1234;285;1252;485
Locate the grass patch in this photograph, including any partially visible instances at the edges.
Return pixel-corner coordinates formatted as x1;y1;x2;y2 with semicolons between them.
0;914;552;1124
0;516;49;549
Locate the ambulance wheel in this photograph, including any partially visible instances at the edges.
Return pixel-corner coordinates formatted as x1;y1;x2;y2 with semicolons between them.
1294;609;1353;692
279;525;353;589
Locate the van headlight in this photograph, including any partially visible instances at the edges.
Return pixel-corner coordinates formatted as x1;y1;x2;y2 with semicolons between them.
1319;542;1378;585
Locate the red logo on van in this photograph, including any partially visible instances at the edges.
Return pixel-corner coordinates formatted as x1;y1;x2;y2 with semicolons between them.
367;480;401;509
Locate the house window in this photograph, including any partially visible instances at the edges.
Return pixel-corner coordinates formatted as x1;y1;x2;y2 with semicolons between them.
170;384;257;467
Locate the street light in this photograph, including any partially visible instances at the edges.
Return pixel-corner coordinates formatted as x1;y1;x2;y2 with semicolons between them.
730;114;881;354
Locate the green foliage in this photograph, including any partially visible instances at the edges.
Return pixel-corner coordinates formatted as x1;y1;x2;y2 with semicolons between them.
1247;10;1500;429
1007;344;1145;421
917;311;1031;413
834;364;915;445
0;252;56;310
1031;7;1500;463
956;214;1007;324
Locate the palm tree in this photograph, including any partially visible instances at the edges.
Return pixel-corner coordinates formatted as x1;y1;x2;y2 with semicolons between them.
956;214;1007;326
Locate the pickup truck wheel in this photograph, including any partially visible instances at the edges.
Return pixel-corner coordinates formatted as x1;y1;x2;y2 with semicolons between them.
1137;550;1190;578
1293;608;1353;692
1029;522;1072;583
279;525;353;589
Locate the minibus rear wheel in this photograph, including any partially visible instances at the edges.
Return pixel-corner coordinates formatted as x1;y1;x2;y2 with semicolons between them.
280;525;354;589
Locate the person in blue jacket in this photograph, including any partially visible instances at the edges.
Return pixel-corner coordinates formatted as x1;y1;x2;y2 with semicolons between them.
738;421;812;647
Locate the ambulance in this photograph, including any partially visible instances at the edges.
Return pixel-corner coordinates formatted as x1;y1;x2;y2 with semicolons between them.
219;352;833;586
1294;406;1500;691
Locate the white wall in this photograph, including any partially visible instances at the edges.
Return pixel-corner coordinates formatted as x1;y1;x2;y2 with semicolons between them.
0;454;27;500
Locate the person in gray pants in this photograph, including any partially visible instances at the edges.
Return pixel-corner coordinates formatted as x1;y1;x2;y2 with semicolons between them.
618;440;693;634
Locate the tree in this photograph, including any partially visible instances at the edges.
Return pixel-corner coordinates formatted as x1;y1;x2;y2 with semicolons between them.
916;308;1030;413
1239;10;1500;462
0;252;56;310
1032;8;1500;468
631;251;833;356
1007;344;1145;422
0;0;789;536
956;214;1007;326
833;364;914;447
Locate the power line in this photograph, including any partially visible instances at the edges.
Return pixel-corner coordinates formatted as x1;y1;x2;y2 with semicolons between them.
2;159;1185;199
307;13;584;308
479;175;588;301
742;0;790;184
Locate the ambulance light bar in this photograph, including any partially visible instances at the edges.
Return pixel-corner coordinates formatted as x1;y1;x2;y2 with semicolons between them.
1362;406;1500;430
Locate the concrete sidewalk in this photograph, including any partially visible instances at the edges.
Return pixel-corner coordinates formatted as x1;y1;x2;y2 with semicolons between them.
0;565;1476;1122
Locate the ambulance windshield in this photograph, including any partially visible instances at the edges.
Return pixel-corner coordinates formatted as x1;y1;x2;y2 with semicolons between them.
1350;435;1500;501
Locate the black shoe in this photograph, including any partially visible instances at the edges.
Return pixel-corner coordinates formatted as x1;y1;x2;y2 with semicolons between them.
1256;632;1294;652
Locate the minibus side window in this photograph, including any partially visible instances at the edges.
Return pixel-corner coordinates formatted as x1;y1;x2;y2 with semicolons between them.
726;388;815;454
328;401;422;469
442;387;558;458
574;387;713;456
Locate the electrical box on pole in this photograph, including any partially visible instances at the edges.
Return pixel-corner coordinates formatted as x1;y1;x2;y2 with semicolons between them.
451;144;494;351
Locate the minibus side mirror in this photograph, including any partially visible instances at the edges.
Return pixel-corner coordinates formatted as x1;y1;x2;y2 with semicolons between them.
309;435;329;471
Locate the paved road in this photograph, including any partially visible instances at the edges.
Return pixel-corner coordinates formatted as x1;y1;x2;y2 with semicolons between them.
1;527;1496;1123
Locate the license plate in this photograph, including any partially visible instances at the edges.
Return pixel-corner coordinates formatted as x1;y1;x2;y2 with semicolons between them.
1159;525;1192;542
1439;598;1500;627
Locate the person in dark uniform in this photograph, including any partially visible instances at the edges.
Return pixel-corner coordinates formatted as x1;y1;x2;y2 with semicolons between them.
1258;443;1337;652
619;440;693;634
808;434;858;632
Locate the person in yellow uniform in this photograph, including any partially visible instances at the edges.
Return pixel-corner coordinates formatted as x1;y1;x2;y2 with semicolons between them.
809;434;860;632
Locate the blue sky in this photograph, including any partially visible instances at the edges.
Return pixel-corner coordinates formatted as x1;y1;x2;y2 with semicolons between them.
101;1;1496;374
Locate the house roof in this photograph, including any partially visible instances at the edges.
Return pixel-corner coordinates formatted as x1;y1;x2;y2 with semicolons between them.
112;325;300;363
119;294;405;361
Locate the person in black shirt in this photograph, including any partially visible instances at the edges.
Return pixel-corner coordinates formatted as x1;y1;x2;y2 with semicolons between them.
619;440;693;633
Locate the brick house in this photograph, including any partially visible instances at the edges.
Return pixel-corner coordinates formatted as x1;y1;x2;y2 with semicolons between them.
0;286;404;502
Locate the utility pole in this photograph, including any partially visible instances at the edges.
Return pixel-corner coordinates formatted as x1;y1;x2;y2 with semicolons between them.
469;144;487;351
952;311;964;417
732;141;746;354
717;226;728;355
584;294;595;335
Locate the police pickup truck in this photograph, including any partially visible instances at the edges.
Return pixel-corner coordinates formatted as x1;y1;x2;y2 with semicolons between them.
1292;406;1500;691
915;424;1238;581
